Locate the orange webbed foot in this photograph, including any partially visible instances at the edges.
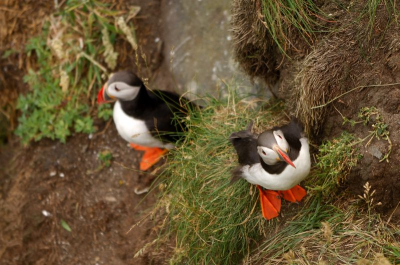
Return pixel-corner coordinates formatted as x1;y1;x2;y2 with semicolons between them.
279;185;307;203
129;143;167;171
257;186;281;220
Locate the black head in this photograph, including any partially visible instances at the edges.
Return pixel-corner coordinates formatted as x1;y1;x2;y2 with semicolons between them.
97;70;144;104
108;70;143;87
256;129;295;168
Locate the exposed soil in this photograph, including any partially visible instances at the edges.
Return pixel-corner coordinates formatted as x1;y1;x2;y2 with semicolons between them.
0;0;172;264
0;126;167;265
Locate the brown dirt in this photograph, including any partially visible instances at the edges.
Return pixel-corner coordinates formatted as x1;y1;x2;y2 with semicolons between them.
0;0;172;264
0;127;167;265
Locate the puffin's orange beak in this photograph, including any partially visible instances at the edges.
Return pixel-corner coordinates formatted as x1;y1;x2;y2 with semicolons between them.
274;146;296;168
97;85;106;104
97;83;114;104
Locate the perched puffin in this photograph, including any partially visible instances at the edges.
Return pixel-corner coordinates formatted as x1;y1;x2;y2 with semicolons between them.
229;120;311;220
97;70;195;171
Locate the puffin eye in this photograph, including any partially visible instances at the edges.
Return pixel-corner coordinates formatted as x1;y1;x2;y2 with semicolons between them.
262;150;266;155
115;86;120;92
278;135;282;139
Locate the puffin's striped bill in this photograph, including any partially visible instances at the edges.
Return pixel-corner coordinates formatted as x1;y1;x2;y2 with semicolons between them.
97;83;115;104
97;85;106;104
276;148;296;168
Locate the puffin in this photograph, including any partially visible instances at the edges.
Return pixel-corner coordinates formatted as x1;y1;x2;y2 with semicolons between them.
229;119;311;220
97;70;195;171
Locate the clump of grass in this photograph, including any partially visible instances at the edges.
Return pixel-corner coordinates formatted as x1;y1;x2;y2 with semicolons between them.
156;88;287;264
249;200;400;264
98;150;113;167
293;35;360;135
86;150;113;175
230;0;326;85
311;131;362;196
230;0;280;83
292;1;400;135
260;0;322;54
15;0;137;144
364;0;400;37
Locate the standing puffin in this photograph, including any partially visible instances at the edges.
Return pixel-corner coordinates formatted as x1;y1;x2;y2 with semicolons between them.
97;70;195;171
229;120;311;220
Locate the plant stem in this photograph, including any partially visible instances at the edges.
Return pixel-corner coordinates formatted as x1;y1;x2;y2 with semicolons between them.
311;82;400;110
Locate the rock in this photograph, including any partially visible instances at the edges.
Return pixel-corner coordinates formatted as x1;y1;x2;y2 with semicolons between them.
368;145;383;160
104;196;117;202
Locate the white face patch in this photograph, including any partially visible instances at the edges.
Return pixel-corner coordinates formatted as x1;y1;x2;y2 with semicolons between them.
106;81;141;101
257;130;290;166
273;130;289;153
257;146;280;165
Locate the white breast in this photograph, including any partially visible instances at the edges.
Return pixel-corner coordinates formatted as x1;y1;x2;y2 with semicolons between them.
241;138;310;190
113;101;175;149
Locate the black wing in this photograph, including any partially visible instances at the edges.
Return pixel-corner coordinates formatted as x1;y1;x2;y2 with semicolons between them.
229;121;260;165
147;90;197;143
229;122;260;183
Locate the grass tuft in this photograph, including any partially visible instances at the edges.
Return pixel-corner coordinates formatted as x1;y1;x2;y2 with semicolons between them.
293;35;360;135
156;87;287;264
311;132;361;196
364;0;400;36
230;0;280;83
14;0;137;144
230;0;326;84
260;0;322;55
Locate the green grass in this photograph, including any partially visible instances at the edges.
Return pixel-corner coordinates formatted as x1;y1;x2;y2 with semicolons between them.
249;202;400;264
155;90;400;264
259;0;400;56
364;0;400;34
260;0;324;54
155;88;287;264
14;0;136;144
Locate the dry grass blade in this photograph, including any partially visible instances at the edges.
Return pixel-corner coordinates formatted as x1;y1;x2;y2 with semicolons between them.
230;0;279;84
293;35;360;135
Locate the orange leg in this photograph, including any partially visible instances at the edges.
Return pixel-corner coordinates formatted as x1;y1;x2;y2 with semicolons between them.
257;185;281;220
130;143;168;171
279;185;307;203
